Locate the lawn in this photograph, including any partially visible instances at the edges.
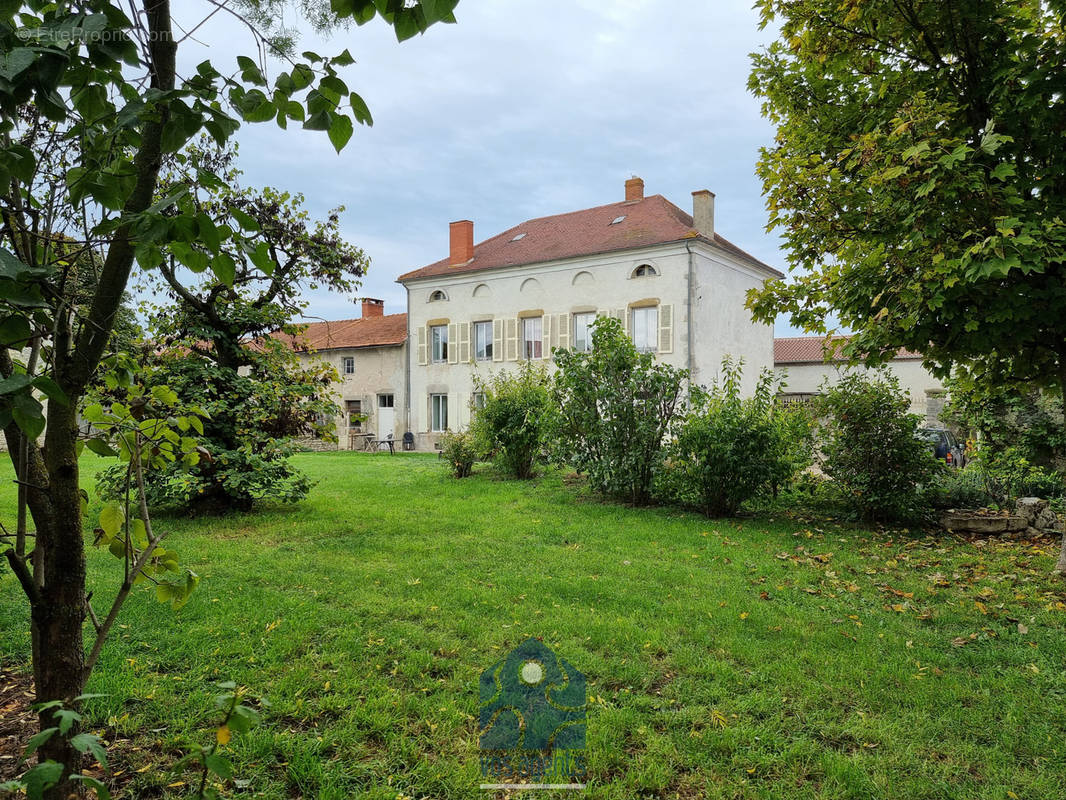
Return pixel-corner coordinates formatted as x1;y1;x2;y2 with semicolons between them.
2;451;1065;800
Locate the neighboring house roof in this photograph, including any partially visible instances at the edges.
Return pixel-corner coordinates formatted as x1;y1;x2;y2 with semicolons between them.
274;313;408;351
774;335;923;365
396;194;781;282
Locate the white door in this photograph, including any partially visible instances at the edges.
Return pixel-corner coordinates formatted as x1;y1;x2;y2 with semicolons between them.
377;394;395;439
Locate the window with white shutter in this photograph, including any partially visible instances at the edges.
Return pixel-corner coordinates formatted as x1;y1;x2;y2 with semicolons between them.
458;322;471;363
492;319;504;362
447;323;459;364
505;318;518;361
417;326;428;365
658;304;673;354
556;313;570;351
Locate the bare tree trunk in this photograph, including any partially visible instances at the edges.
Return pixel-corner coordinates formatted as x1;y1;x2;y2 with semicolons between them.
1055;531;1066;577
34;402;87;786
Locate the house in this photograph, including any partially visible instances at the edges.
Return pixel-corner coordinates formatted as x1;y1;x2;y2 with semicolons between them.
284;299;407;449
773;336;947;422
397;177;783;449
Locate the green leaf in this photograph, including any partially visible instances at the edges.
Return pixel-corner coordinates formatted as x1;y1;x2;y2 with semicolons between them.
230;208;260;232
70;775;112;800
12;397;44;440
100;503;124;538
0;373;31;396
197;213;221;254
349;93;373;125
22;760;63;800
0;49;34;80
211;252;236;286
21;728;58;760
70;732;109;769
205;753;233;779
32;376;70;407
328;113;354;153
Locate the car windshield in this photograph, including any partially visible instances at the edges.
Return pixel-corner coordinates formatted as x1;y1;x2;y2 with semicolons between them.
917;430;943;443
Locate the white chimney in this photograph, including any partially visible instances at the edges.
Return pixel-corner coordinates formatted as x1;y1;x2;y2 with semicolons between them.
692;190;715;238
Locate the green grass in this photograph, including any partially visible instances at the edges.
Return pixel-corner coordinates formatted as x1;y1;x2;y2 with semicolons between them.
2;452;1066;799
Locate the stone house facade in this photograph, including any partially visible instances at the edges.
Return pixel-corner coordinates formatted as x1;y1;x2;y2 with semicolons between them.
286;299;407;450
396;177;783;449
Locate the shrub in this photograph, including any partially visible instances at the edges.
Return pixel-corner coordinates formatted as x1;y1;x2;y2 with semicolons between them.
923;467;996;511
816;371;941;523
471;361;556;479
439;430;482;478
972;446;1065;506
553;317;686;505
663;359;812;516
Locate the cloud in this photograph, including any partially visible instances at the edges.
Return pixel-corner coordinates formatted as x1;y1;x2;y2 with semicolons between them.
172;0;808;334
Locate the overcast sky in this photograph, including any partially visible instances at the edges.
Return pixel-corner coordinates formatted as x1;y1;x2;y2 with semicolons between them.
176;1;800;334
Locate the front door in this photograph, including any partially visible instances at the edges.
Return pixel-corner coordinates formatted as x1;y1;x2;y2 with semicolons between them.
377;394;395;439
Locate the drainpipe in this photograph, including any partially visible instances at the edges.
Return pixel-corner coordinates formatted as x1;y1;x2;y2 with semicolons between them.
685;240;696;387
404;283;412;437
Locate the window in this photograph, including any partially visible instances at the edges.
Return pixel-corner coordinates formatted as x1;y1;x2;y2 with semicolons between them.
522;316;542;359
630;306;658;353
430;324;448;362
431;394;448;432
632;264;658;277
378;394;394;408
472;392;486;410
342;356;355;374
429;289;447;302
346;400;363;430
474;320;493;361
572;312;594;353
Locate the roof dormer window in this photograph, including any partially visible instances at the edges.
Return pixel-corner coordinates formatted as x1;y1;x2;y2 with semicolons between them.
610;215;626;225
510;232;526;241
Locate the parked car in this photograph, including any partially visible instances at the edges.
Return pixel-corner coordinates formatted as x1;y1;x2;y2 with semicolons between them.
919;427;966;468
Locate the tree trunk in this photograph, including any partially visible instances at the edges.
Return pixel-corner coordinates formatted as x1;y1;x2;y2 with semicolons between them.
1055;530;1066;578
35;402;88;792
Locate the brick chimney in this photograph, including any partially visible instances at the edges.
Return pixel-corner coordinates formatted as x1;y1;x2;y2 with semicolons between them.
625;176;644;203
361;298;384;317
449;220;474;266
692;190;715;238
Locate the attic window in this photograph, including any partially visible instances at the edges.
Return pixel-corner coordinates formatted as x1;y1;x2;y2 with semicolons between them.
428;290;447;302
610;215;626;225
632;264;658;278
510;232;526;241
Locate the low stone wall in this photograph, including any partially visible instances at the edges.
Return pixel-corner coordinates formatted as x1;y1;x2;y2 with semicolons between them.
941;497;1063;536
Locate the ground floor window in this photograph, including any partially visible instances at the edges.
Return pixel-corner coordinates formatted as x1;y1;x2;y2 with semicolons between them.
346;400;363;430
573;312;594;352
431;394;448;432
472;392;486;410
378;393;395;408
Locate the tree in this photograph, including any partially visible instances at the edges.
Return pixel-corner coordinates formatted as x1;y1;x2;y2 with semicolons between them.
553;317;686;505
665;359;812;516
817;371;941;523
134;147;367;512
747;1;1066;405
471;361;555;480
0;2;457;792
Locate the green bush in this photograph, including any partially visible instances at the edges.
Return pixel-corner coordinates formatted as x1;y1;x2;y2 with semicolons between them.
553;317;687;505
973;446;1065;506
439;430;482;478
817;371;941;523
662;359;812;516
923;467;996;511
471;361;556;479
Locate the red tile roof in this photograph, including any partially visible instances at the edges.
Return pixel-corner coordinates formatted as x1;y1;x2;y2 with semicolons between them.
396;194;781;282
774;335;923;364
274;313;408;351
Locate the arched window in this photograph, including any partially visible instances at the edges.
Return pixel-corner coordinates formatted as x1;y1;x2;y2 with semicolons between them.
632;264;658;278
428;289;448;302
